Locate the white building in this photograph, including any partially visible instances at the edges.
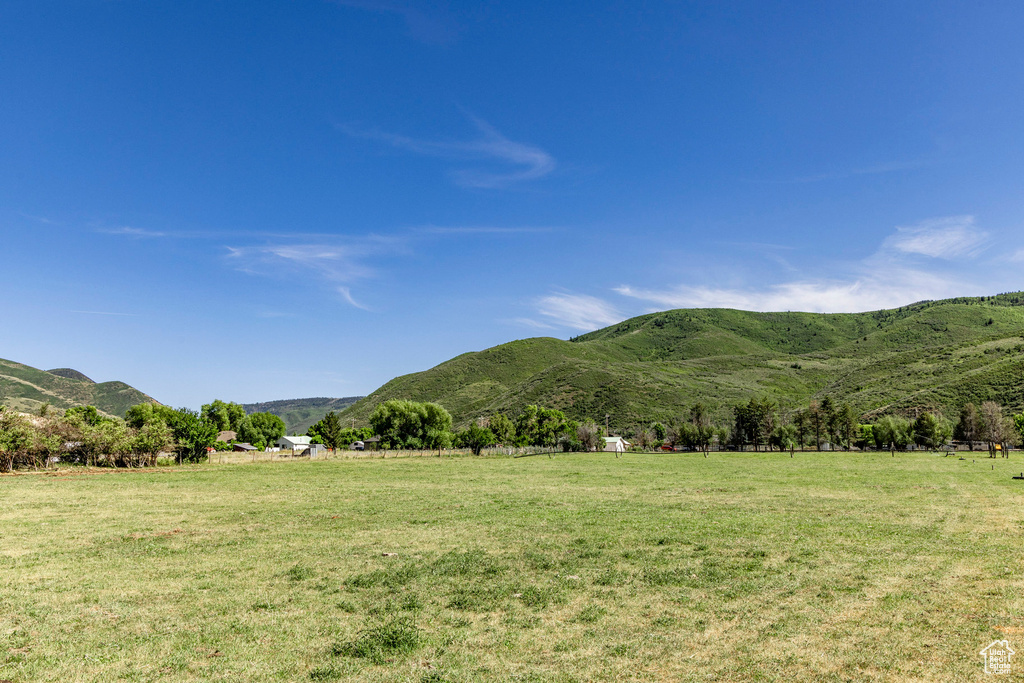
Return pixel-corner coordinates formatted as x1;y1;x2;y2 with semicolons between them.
602;436;630;453
277;435;313;451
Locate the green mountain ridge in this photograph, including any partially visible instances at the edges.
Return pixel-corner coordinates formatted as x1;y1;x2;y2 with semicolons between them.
338;293;1024;432
46;368;95;383
242;397;363;435
0;359;156;417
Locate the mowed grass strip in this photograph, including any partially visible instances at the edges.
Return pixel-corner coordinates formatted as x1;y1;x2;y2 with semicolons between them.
1;452;1023;682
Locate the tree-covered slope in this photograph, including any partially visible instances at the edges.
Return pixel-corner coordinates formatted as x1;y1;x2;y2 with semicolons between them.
338;293;1024;431
0;359;156;417
242;397;363;435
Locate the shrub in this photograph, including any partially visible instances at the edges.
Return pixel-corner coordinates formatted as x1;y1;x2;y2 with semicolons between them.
332;616;421;664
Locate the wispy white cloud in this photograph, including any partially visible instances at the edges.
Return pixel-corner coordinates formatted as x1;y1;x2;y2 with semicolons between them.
415;225;554;235
615;271;966;314
536;293;623;330
715;241;797;251
228;242;380;281
507;317;556;330
98;226;167;238
615;216;1002;314
18;212;60;225
757;159;927;184
330;0;459;45
852;160;928;176
226;222;551;312
881;215;988;259
227;236;401;308
337;286;369;310
344;115;556;189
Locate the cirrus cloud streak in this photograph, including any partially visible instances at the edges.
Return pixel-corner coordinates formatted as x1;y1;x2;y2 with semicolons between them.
882;215;989;259
343;115;555;189
535;293;624;330
614;215;1000;315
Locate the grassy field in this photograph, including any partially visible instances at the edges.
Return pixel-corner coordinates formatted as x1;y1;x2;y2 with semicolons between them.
2;451;1023;682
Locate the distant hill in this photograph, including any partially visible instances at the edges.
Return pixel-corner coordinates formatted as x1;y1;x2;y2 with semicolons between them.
242;397;363;435
338;293;1024;432
47;368;95;383
1;359;156;417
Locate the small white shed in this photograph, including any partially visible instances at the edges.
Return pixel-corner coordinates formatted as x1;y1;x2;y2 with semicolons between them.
305;443;329;458
603;436;630;453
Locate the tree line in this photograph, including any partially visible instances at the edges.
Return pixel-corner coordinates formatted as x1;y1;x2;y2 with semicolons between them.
305;400;605;455
308;396;1024;458
630;397;1024;455
5;394;1024;472
1;403;186;472
0;399;288;471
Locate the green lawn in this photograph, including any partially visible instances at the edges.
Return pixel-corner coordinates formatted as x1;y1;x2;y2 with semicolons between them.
2;452;1023;682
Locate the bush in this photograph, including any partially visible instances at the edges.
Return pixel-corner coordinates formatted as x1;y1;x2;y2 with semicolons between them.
456;423;494;455
331;616;421;664
0;407;33;472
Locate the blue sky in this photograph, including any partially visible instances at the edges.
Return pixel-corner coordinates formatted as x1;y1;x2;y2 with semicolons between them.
3;1;1024;408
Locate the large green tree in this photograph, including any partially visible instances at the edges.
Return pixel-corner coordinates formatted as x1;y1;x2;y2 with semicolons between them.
0;407;33;473
489;413;514;445
511;405;569;447
535;407;568;447
807;400;823;450
65;405;110;427
457;423;494;456
793;409;809;450
733;398;777;451
308;411;345;449
131;420;173;464
200;400;246;433
835;403;858;451
768;423;798;452
369;399;453;450
421;402;454;451
872;415;912;451
1013;413;1024;449
954;403;983;450
514;405;539;446
912;412;952;451
126;403;216;463
166;408;218;463
125;403;177;430
237;412;286;449
688;403;715;455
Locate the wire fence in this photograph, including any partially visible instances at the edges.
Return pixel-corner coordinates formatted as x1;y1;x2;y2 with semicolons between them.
205;442;1020;466
208;445;561;465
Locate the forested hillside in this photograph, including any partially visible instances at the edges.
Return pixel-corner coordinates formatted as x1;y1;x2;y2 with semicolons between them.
338;293;1024;431
242;397;363;435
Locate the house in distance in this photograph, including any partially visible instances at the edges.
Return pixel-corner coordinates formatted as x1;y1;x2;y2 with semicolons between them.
277;436;313;452
603;436;630;453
